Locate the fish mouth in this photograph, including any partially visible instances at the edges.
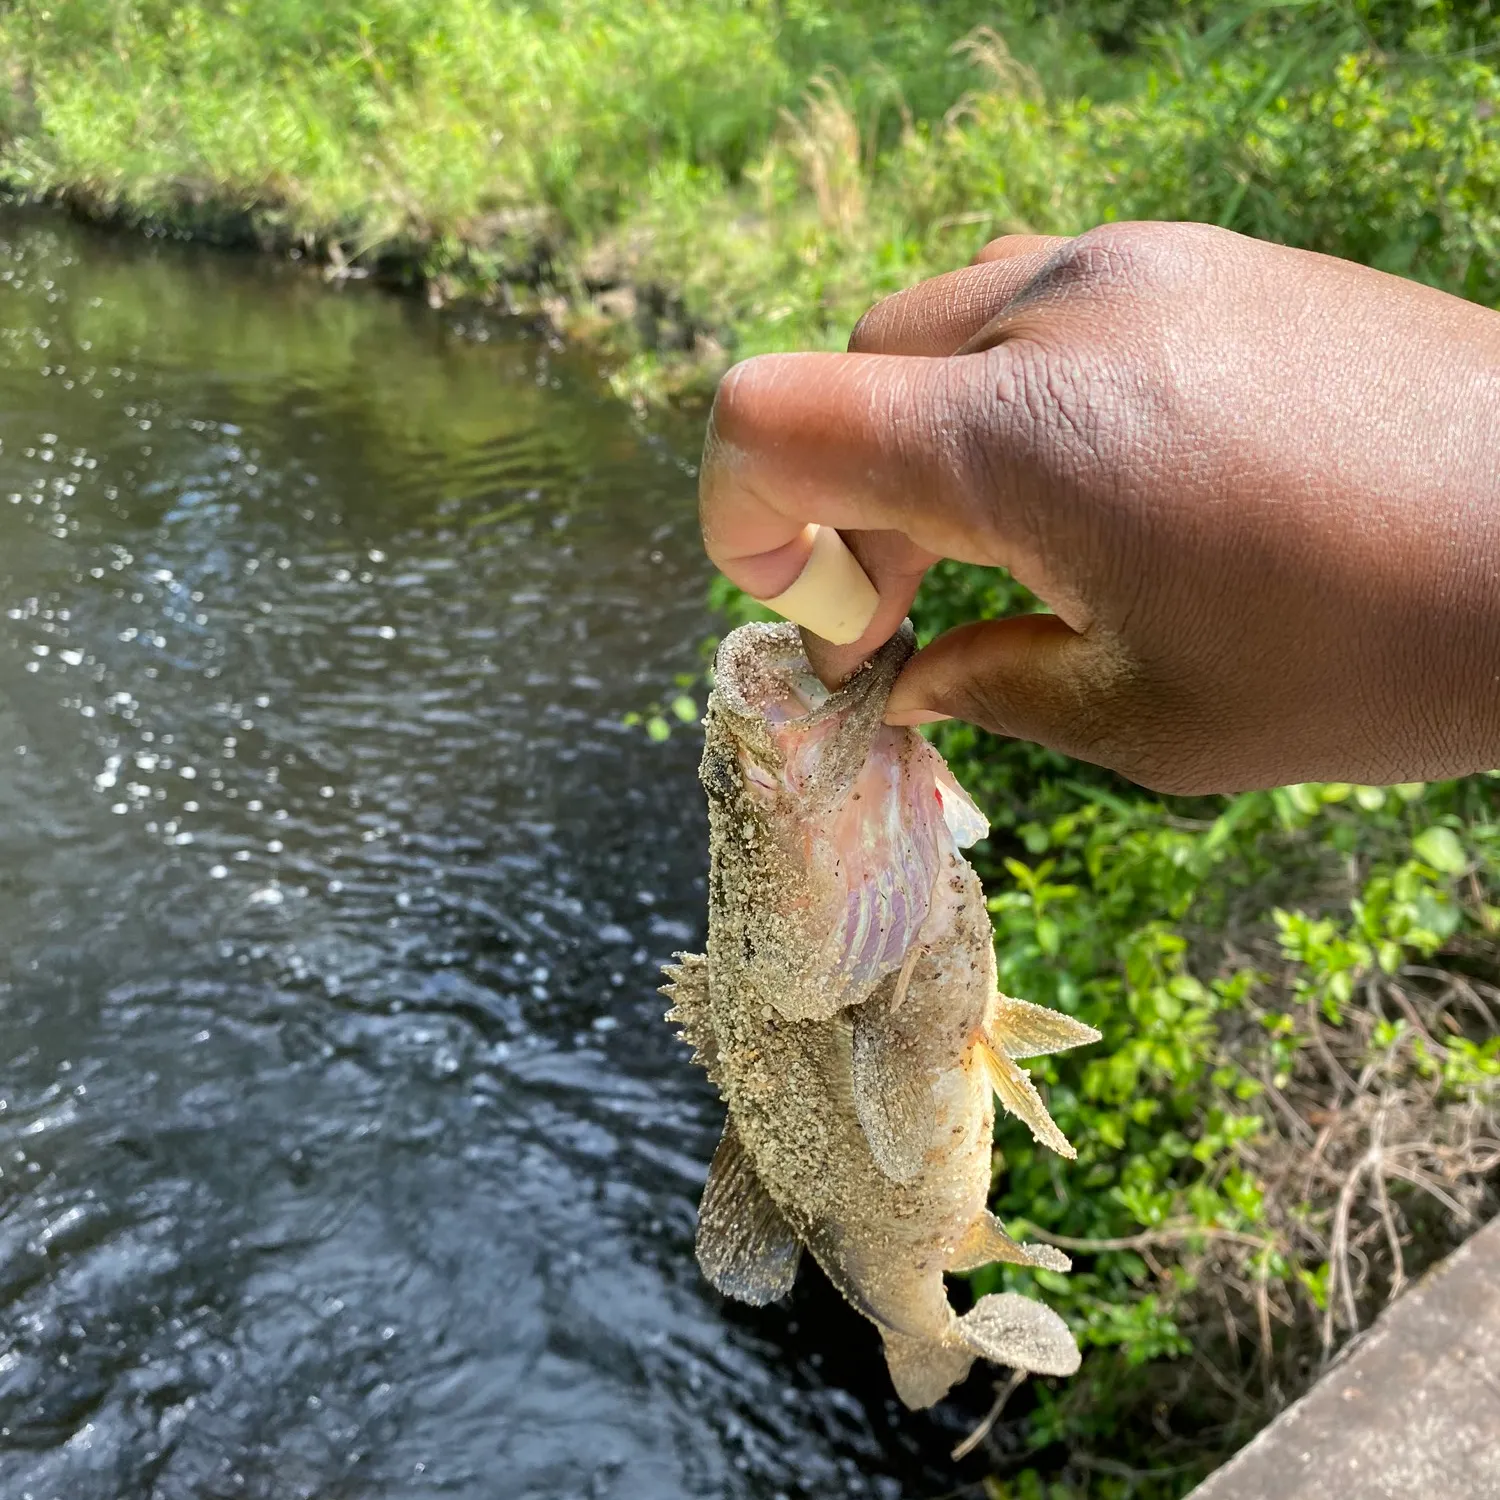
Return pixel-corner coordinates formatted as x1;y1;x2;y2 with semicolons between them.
711;621;915;746
710;622;917;808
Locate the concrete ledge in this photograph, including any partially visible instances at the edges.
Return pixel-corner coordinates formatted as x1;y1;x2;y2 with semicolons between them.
1187;1214;1500;1500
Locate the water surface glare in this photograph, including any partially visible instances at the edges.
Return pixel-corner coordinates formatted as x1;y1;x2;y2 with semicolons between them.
0;213;982;1500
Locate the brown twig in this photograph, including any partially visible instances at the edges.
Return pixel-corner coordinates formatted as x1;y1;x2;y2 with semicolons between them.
1035;1224;1275;1254
951;1369;1027;1461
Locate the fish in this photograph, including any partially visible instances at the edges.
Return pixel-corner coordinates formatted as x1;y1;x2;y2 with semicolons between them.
662;619;1102;1409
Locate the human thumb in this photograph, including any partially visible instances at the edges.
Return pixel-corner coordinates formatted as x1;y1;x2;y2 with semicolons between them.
884;614;1134;766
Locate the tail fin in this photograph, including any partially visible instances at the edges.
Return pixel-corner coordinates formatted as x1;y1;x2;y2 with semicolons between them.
882;1293;1081;1408
957;1292;1081;1377
881;1329;976;1410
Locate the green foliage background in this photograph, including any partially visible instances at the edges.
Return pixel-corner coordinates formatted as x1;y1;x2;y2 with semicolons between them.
2;0;1498;1492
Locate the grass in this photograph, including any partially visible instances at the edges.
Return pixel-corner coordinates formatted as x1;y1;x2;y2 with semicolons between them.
2;1;1499;1493
5;2;1495;401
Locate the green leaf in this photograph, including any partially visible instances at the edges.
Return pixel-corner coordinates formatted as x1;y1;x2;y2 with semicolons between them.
1413;825;1466;875
1035;915;1060;956
670;694;698;723
645;716;671;742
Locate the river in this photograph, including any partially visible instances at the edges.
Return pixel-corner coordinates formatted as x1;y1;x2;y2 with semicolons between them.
0;212;992;1500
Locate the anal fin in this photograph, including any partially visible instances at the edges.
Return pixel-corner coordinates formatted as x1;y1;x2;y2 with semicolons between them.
949;1210;1072;1275
660;951;720;1087
695;1118;802;1306
852;968;935;1184
975;1035;1076;1160
957;1292;1080;1377
881;1329;976;1410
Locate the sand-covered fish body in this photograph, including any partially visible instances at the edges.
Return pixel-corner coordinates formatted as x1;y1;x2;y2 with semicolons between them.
664;621;1101;1408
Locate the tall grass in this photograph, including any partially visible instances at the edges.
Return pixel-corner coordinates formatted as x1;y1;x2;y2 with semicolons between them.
2;1;1495;397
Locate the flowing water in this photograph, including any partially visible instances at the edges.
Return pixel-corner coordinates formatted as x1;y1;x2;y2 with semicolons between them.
0;212;991;1500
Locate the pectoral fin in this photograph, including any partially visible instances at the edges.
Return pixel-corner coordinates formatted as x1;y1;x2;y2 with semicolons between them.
929;750;989;848
948;1210;1072;1275
957;1292;1081;1377
695;1119;802;1305
975;1035;1076;1160
881;1329;976;1410
852;969;935;1184
661;951;720;1088
991;996;1101;1060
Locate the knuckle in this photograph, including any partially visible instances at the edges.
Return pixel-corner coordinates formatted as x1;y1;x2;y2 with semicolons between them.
995;227;1141;310
912;357;998;505
708;355;763;438
1064;221;1163;281
972;233;1032;265
975;330;1167;590
985;339;1117;493
708;351;805;443
1010;220;1230;311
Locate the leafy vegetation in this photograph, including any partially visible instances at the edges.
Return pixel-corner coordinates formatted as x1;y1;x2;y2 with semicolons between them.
3;0;1499;1492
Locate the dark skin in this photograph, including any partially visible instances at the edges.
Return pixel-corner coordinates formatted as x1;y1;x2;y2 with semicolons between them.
699;221;1500;795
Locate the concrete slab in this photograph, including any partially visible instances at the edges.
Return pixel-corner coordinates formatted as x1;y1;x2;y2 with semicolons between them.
1187;1214;1500;1500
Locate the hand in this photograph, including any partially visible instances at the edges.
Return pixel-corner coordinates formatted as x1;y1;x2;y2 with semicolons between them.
698;221;1500;795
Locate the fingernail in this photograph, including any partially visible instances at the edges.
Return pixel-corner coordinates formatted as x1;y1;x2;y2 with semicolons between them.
884;709;952;727
753;525;878;646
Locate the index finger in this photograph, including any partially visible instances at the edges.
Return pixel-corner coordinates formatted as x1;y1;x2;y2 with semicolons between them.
700;348;1008;598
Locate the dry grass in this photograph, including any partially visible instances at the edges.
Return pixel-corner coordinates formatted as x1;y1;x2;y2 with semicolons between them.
778;73;867;235
990;947;1500;1480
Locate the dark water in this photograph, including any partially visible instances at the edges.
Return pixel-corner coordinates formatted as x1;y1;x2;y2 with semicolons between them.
0;213;989;1500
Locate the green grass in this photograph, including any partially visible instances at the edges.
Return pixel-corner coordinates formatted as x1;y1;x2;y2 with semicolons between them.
3;1;1499;1492
4;1;1496;399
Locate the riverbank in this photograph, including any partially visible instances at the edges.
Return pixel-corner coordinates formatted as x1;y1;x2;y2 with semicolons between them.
4;4;1499;1496
4;3;1497;406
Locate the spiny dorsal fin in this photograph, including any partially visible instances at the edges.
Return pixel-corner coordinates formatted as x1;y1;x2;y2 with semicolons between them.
660;951;719;1086
948;1209;1071;1275
851;972;934;1184
975;1035;1076;1160
957;1292;1081;1377
695;1118;802;1306
991;995;1101;1060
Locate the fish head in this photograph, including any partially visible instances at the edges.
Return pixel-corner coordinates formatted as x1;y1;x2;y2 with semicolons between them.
702;621;989;1019
705;620;909;809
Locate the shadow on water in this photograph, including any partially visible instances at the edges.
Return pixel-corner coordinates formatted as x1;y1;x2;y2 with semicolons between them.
0;211;993;1500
